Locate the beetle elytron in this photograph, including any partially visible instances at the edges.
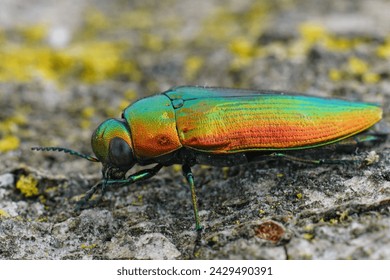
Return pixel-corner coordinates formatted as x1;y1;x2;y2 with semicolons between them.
33;86;383;230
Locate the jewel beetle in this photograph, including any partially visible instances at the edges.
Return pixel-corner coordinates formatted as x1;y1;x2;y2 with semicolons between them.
33;86;383;230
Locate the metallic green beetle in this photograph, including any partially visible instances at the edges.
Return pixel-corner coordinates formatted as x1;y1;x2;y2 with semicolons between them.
33;86;383;230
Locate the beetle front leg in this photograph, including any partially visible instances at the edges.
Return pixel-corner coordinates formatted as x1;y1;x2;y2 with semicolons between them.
105;164;164;186
75;181;105;210
76;164;163;210
182;164;202;231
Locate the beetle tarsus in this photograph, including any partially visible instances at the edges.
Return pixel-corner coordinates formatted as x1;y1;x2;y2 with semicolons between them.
75;181;105;211
182;164;203;231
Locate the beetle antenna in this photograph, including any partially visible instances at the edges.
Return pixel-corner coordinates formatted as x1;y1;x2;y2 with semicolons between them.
31;146;100;162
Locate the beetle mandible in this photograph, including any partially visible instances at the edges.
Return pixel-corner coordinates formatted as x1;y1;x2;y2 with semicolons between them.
32;86;383;230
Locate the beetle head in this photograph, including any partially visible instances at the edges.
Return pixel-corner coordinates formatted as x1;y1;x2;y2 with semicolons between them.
91;118;135;177
32;118;135;180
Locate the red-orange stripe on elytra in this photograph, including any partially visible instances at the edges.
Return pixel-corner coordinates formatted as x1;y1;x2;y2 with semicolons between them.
179;106;381;152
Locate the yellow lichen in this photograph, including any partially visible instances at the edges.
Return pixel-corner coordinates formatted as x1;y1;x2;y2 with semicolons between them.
0;209;10;218
328;68;343;81
16;174;39;197
363;72;380;84
81;107;95;119
37;217;48;222
229;38;254;58
0;135;20;152
193;250;201;258
339;210;349;222
39;194;46;204
324;36;364;52
199;2;270;44
376;37;390;58
80;243;97;250
0;38;139;84
222;167;230;179
185;56;204;80
298;22;365;54
294;22;330;56
142;33;164;52
329;59;379;83
229;37;259;70
81;9;110;39
296;193;303;199
348;57;368;75
230;56;253;71
303;224;314;231
118;99;130;111
80;120;91;129
131;195;143;206
303;233;314;240
86;10;110;30
124;89;137;100
172;164;182;172
210;235;219;243
200;9;237;42
20;24;48;44
299;22;328;45
118;90;137;110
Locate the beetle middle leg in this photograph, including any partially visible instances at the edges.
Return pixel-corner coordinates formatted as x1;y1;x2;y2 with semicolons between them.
182;164;202;231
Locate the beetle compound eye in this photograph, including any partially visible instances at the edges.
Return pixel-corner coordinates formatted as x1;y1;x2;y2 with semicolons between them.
108;137;134;169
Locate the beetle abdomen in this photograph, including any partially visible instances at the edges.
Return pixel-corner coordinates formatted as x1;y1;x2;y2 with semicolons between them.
166;87;382;153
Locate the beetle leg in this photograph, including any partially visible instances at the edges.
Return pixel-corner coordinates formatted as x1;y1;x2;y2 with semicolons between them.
76;164;163;210
269;152;358;165
182;164;202;231
105;164;164;185
75;180;104;210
